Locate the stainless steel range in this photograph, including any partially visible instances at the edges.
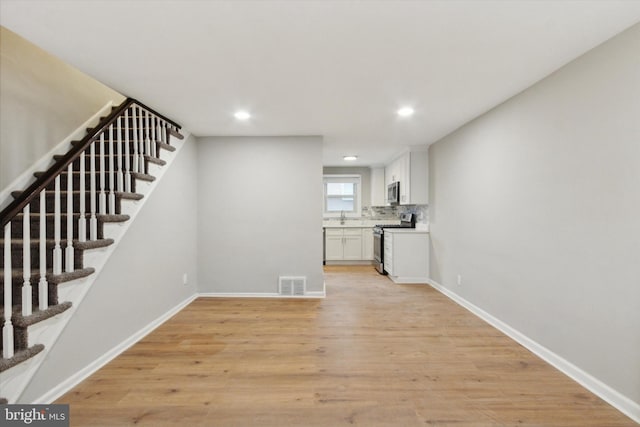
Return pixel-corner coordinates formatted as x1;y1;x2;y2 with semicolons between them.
373;213;415;274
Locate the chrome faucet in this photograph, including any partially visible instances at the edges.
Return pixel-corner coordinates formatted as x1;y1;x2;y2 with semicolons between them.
340;210;346;224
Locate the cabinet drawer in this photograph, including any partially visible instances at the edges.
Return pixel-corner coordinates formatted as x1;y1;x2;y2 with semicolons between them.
344;229;363;237
325;229;343;237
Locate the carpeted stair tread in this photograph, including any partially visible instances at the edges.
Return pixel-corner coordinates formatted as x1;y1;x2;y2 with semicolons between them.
167;128;184;140
145;155;166;166
97;214;129;223
114;191;144;200
0;344;45;373
48;267;95;284
0;267;95;285
130;172;155;182
12;302;72;327
1;238;113;249
12;189;143;198
157;141;176;152
74;238;114;250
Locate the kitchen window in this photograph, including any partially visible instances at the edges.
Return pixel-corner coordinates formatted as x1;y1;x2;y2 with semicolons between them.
323;175;361;217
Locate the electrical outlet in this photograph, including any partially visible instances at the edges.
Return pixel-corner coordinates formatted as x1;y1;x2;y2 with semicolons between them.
457;275;462;286
183;273;188;286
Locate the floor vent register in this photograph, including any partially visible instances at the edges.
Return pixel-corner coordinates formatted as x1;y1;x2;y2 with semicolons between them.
278;276;306;296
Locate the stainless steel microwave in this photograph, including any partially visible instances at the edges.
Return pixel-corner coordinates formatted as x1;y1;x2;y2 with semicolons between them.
387;181;400;205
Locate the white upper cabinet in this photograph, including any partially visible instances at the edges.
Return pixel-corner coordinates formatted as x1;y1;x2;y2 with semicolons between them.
384;150;428;205
370;167;386;207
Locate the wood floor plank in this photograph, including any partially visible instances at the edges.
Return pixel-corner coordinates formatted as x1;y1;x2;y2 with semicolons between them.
55;265;635;426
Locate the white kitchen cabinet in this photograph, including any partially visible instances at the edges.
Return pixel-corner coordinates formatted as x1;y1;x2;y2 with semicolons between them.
343;229;363;260
370;167;386;206
324;228;364;261
384;150;428;205
383;229;430;283
385;157;401;186
325;229;345;261
362;228;374;260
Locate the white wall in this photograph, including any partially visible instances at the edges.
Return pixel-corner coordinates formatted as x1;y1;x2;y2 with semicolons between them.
0;26;125;190
429;23;640;405
197;136;324;294
20;135;199;402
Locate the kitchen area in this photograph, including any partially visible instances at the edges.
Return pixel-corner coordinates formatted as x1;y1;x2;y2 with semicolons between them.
323;149;430;284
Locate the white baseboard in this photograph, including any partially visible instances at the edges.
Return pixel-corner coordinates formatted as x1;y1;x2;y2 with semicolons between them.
0;101;114;209
199;291;325;299
33;294;197;404
427;278;640;424
324;260;373;266
198;279;326;299
388;275;429;284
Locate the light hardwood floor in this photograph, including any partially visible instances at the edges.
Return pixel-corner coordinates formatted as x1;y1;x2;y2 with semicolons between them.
56;266;635;426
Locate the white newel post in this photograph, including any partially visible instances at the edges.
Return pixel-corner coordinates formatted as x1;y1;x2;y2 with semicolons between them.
99;133;107;215
22;205;32;316
90;140;98;240
53;176;62;275
124;109;132;193
108;124;116;214
65;163;75;273
38;190;48;310
3;223;15;358
78;151;87;242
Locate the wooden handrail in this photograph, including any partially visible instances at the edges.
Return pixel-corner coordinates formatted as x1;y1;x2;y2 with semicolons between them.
0;98;181;228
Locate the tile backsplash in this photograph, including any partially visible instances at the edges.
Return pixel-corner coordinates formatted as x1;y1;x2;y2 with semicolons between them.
361;204;428;224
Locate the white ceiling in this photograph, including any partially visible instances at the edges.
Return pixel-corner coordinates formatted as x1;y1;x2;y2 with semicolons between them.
1;1;639;166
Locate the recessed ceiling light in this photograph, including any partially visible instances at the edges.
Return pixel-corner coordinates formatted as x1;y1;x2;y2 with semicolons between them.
234;111;251;120
343;155;358;161
397;107;415;117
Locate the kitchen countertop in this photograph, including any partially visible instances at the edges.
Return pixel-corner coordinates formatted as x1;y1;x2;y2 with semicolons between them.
384;226;429;233
323;219;400;228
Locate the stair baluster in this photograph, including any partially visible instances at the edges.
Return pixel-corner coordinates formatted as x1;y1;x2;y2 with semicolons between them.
158;118;164;152
124;109;131;193
38;190;48;310
3;223;14;358
53;176;62;275
131;106;139;175
22;205;32;316
116;116;124;193
138;106;145;173
145;111;152;159
108;125;116;214
65;163;74;273
99;133;107;215
161;119;168;145
152;115;158;158
78;150;87;243
90;140;98;240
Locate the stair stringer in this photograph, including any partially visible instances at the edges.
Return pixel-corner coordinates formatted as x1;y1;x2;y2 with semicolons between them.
0;132;189;404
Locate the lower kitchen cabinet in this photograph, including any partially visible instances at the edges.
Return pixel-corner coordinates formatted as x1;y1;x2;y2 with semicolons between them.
324;227;374;261
383;229;430;283
325;229;345;261
362;228;374;260
343;229;363;260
